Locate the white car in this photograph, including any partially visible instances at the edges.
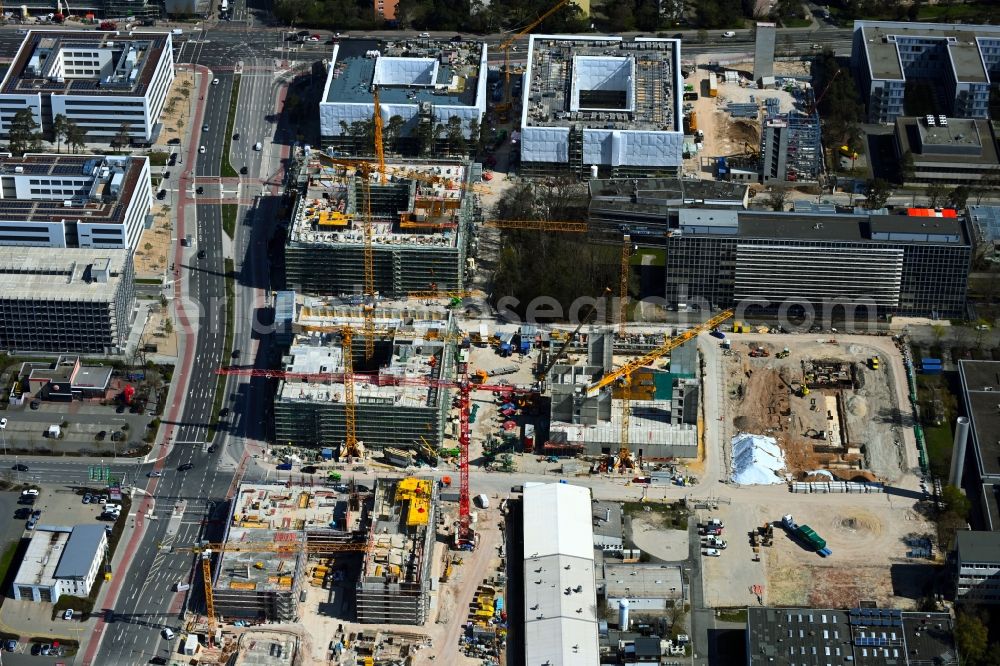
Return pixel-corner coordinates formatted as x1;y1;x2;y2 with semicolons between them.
0;417;6;428
21;489;38;497
702;548;721;557
63;609;73;621
722;31;736;38
147;471;163;478
419;32;430;38
199;146;206;154
212;78;219;85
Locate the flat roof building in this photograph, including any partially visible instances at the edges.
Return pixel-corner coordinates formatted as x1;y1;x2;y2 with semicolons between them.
0;153;152;250
12;524;108;603
0;247;135;353
521;36;684;178
599;562;683;613
523;483;599;666
662;207;971;319
0;30;175;143
958;360;1000;530
319;39;486;155
587;177;749;241
273;301;457;452
284;156;475;298
747;606;958;665
20;355;113;401
955;530;1000;604
894;116;1000;185
852;21;1000;124
356;477;437;625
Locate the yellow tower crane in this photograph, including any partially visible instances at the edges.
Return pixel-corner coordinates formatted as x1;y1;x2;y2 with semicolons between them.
173;539;370;643
496;0;573;121
619;234;632;336
587;309;734;469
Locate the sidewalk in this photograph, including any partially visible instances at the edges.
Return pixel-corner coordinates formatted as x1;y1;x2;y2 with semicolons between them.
80;63;214;666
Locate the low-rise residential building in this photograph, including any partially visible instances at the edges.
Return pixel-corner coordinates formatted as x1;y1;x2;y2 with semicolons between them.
956;530;1000;604
12;525;108;603
0;30;174;144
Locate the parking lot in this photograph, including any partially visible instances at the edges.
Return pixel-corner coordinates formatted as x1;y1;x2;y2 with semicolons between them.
0;400;155;457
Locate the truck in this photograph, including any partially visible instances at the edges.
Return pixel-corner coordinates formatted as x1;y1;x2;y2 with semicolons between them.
782;515;832;556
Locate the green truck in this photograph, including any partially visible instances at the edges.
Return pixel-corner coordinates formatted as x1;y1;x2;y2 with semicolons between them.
782;515;832;557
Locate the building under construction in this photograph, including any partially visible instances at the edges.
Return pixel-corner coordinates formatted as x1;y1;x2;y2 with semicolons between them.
760;111;822;184
210;483;366;622
355;477;437;625
272;300;458;452
283;157;477;298
520;35;684;178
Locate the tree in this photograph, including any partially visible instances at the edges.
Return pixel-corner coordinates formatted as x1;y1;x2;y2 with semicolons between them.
111;122;132;150
385;115;405;152
66;122;86;154
445;116;467;155
52;113;69;154
414;120;435;156
7;108;42;157
900;150;915;183
941;484;970;519
863;178;891;210
467;117;482;155
765;188;788;211
163;317;173;335
948;185;970;210
925;182;949;208
954;612;988;664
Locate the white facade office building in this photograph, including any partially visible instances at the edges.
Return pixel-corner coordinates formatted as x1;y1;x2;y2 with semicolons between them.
0;153;152;250
0;30;175;143
520;35;684;178
12;525;108;603
319;38;487;154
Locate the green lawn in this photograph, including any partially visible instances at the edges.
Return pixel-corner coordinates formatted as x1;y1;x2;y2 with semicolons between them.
221;204;237;239
924;423;953;479
220;75;241;179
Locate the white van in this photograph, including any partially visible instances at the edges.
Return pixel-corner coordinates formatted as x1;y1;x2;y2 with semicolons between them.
162;628;175;639
174;581;190;592
253;142;262;151
171;28;183;35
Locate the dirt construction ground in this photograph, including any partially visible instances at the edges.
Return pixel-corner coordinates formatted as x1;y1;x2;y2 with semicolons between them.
699;492;936;610
722;335;909;483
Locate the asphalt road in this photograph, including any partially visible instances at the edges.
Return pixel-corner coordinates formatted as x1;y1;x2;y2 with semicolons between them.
92;4;288;662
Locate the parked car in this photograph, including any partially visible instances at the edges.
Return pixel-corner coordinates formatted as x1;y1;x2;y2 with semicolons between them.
702;548;721;557
4;640;16;652
29;401;39;410
301;466;317;474
21;489;38;497
14;507;30;519
63;609;73;620
83;494;92;504
30;643;41;656
276;463;292;471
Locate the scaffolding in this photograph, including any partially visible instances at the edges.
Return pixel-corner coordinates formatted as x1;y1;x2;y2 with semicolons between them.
761;111;822;183
355;478;437;625
284;160;476;298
